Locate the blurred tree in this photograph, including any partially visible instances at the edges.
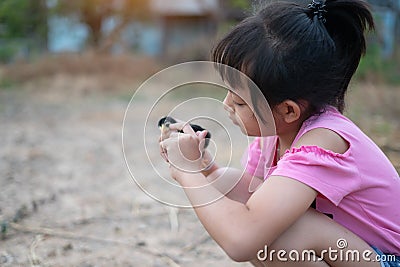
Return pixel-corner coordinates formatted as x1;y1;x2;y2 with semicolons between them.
54;0;150;50
0;0;48;47
55;0;112;47
229;0;251;9
220;0;252;21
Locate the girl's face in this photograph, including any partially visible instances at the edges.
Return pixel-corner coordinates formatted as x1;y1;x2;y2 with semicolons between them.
223;91;261;136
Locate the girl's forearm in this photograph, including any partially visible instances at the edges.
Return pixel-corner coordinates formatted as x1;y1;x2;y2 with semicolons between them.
201;156;262;203
176;171;256;261
199;151;259;203
206;167;255;203
200;150;219;177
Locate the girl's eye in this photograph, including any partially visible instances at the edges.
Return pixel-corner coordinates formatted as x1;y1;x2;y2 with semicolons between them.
233;101;246;106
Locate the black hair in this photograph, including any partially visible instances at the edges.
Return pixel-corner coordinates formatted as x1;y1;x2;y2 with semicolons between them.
212;0;374;115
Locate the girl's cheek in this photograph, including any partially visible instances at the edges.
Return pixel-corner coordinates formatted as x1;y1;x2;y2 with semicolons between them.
245;108;256;121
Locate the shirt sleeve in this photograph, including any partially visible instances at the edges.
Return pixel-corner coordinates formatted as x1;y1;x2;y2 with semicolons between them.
270;145;361;206
241;137;265;178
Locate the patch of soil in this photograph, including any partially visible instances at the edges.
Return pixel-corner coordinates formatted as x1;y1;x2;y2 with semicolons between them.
0;81;248;267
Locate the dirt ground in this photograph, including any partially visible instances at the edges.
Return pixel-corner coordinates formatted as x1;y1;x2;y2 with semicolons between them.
0;74;251;267
0;71;399;267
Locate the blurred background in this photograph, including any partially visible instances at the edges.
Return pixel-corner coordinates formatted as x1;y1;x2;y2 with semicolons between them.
0;0;399;266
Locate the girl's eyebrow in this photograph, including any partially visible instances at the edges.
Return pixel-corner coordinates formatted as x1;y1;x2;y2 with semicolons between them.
231;92;244;100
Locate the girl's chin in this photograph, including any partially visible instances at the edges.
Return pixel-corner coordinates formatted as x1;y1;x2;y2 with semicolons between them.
228;115;238;125
237;125;259;136
241;129;260;137
229;116;260;136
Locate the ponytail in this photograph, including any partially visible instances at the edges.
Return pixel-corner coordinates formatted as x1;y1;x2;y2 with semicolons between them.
324;0;374;56
323;0;374;111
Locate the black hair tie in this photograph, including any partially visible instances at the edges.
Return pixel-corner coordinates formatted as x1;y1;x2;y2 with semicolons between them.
308;0;327;23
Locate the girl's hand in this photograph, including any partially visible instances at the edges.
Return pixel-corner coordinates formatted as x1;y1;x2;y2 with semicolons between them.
159;122;209;176
158;117;184;162
159;117;183;142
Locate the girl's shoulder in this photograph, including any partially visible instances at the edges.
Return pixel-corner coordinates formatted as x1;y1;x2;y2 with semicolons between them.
292;106;357;155
288;105;398;178
295;128;349;155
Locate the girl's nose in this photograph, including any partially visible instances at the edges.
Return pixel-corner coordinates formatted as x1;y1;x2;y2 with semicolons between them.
223;92;233;112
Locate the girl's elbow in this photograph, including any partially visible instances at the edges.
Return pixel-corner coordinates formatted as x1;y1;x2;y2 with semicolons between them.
226;251;253;262
222;238;258;262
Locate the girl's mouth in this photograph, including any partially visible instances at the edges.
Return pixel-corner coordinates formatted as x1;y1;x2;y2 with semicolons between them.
228;113;239;125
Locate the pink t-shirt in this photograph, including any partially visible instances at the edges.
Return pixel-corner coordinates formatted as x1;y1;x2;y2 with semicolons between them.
242;106;400;255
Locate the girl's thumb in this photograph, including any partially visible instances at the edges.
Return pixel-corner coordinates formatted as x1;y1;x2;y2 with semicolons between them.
199;130;208;139
198;130;208;150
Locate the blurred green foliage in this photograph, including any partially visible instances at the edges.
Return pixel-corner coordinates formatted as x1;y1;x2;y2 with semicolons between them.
0;0;48;63
229;0;251;9
355;45;400;85
0;0;47;39
0;0;30;38
0;43;16;63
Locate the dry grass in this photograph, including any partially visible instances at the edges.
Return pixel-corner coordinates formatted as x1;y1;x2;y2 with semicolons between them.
0;52;161;91
346;82;400;171
346;82;400;133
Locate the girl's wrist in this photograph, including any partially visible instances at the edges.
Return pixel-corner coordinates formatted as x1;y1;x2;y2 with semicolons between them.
200;151;218;177
171;151;218;184
175;171;209;187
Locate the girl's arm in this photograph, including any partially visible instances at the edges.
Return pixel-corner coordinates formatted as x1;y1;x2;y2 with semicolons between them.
202;163;263;204
160;126;316;261
170;167;317;262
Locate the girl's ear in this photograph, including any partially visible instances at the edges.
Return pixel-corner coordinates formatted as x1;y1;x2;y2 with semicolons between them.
275;100;303;124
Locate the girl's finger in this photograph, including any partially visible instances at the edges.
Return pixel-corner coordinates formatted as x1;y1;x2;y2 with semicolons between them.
169;131;180;138
181;122;197;135
198;130;208;151
168;122;186;131
198;130;208;140
169;121;197;136
159;140;168;150
161;151;169;162
159;143;169;162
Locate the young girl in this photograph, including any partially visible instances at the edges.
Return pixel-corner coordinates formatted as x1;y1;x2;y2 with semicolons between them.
159;0;400;266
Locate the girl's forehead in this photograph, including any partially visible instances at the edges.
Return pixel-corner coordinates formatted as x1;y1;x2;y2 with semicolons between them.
231;92;241;98
226;85;251;102
221;68;267;107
